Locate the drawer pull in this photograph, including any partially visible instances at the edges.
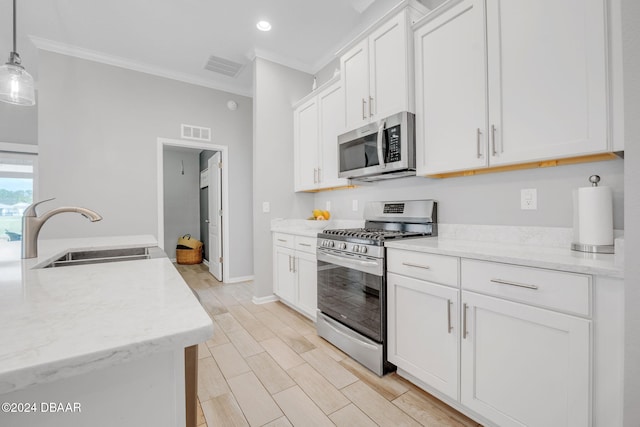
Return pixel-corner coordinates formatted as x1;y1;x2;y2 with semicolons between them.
277;239;288;243
402;262;430;270
490;278;539;290
462;303;468;339
298;243;312;247
447;299;453;334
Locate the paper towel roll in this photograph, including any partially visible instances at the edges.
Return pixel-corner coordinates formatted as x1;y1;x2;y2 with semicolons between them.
576;186;613;246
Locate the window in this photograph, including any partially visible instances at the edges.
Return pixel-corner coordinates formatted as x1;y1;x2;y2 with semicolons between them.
0;145;37;246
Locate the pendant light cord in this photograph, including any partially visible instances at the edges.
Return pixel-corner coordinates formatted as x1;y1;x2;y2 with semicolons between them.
12;0;17;53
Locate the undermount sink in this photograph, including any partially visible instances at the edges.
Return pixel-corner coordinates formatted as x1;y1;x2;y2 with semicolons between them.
40;246;166;268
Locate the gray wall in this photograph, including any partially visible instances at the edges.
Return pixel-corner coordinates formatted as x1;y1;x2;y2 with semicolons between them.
252;57;314;298
36;51;254;279
313;159;624;229
0;97;38;145
163;149;200;259
199;150;216;261
623;0;640;424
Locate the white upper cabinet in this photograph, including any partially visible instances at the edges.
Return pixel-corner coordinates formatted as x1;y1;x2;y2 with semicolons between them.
415;0;488;175
293;79;349;192
341;4;427;132
415;0;610;176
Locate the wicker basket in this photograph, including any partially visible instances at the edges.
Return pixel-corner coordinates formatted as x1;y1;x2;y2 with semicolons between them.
176;246;202;265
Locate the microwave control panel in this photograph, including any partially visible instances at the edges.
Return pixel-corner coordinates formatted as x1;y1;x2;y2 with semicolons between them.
387;125;401;162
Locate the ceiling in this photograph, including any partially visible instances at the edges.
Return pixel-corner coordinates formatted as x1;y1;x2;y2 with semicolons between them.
0;0;433;97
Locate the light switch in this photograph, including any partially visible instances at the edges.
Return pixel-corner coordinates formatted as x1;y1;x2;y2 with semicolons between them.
521;189;537;210
262;202;270;213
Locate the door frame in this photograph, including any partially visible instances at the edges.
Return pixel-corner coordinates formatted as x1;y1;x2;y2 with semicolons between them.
207;152;223;281
157;137;230;283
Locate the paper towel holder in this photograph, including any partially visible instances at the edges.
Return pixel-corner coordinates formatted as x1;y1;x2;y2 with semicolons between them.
571;174;615;254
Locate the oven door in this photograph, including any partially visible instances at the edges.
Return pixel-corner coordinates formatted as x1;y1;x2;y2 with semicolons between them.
317;248;384;343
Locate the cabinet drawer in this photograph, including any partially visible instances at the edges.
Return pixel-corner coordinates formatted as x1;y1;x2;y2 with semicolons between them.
295;235;318;254
461;259;591;316
273;233;295;249
387;249;459;287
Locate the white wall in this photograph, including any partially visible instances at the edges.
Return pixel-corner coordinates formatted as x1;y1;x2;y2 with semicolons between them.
36;51;253;279
163;149;200;259
314;159;624;228
252;57;315;299
622;0;640;424
0;97;37;145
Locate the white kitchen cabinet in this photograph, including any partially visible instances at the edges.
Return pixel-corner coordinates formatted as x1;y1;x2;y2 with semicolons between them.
415;0;609;176
460;291;591;427
341;5;427;131
387;272;459;400
272;233;317;320
294;79;349;191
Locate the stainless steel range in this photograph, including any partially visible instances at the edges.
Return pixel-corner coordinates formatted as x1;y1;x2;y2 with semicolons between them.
316;200;437;376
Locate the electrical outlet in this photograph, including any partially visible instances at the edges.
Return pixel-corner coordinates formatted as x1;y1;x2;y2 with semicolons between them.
352;200;358;212
262;202;270;213
326;201;331;211
521;189;537;210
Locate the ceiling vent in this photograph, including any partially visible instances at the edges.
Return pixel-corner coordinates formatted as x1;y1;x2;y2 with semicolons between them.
204;55;245;78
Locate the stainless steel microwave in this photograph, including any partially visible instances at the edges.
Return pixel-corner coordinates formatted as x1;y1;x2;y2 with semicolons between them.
338;112;415;182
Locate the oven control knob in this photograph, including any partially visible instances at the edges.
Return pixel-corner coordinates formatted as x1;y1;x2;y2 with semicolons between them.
328;241;335;248
339;242;346;250
359;246;368;254
353;245;360;252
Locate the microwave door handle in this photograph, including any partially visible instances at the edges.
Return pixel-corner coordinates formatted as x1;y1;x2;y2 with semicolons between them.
377;120;386;169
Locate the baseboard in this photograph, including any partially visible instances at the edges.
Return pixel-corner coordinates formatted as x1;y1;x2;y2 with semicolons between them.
202;259;209;266
170;258;177;262
226;275;254;284
252;294;279;305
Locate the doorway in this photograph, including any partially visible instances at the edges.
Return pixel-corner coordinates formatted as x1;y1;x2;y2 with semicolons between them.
157;138;230;282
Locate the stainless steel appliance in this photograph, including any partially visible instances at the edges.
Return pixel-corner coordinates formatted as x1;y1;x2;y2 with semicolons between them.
338;112;415;182
316;200;437;375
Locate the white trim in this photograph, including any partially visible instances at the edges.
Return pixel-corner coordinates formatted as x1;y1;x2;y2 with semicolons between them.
31;36;253;98
226;275;254;284
157;138;231;283
252;294;279;305
246;49;316;75
0;142;38;154
202;258;210;266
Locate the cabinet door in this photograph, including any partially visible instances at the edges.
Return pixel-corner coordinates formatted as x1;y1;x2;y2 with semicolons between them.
461;292;590;427
415;0;488;175
296;251;317;320
369;11;410;120
387;273;459;400
341;39;370;131
273;245;296;304
318;82;349;189
294;97;319;191
486;0;608;165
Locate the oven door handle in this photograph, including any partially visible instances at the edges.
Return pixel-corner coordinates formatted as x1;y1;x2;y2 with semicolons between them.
376;119;386;169
317;250;383;276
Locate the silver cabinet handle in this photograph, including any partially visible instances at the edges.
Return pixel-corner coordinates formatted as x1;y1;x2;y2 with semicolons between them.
318;168;322;183
277;239;288;243
313;168;318;184
490;278;539;290
447;299;453;334
288;255;292;272
362;98;367;120
462;303;468;339
369;96;374;117
491;124;497;156
476;128;482;158
402;262;430;270
292;256;296;273
298;243;312;247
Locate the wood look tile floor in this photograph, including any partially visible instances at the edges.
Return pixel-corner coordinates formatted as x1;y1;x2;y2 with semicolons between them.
175;263;481;427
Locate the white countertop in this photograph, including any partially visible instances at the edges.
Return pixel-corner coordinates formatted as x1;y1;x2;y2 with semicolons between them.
0;235;213;394
271;218;365;238
385;236;624;278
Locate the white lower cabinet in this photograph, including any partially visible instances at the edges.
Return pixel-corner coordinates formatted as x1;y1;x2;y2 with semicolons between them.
387;272;459;400
460;291;591;427
272;233;317;320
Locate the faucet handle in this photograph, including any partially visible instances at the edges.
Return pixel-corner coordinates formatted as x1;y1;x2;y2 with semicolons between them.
23;198;56;217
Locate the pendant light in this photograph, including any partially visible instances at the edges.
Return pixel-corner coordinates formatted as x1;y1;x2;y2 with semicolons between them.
0;0;35;106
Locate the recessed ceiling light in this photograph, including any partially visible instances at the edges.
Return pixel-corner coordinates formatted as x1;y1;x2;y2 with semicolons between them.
256;20;272;32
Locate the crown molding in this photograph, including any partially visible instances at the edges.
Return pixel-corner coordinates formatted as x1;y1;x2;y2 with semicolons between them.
29;36;253;98
246;48;316;75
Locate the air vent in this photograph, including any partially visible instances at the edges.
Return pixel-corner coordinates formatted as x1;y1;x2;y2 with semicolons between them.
204;55;245;78
181;124;211;142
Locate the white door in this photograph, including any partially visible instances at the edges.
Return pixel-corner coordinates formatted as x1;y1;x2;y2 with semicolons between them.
486;0;608;165
387;273;459;400
294;97;319;191
461;291;591;427
341;38;370;131
415;0;488;175
318;82;348;189
295;251;317;320
273;246;296;304
208;152;223;281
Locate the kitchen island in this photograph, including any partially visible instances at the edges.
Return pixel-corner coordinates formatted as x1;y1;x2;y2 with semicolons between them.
0;235;213;427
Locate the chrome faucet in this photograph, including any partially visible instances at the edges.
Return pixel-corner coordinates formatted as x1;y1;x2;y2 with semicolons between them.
22;198;103;259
